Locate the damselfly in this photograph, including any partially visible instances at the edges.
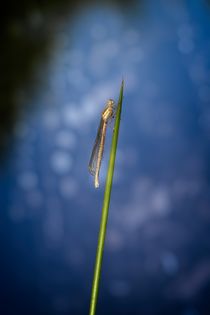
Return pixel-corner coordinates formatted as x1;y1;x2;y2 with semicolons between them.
89;99;116;188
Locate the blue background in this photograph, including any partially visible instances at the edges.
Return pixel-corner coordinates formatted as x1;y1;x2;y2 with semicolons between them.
0;1;210;314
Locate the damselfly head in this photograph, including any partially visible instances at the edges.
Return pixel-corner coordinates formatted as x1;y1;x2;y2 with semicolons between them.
107;99;115;108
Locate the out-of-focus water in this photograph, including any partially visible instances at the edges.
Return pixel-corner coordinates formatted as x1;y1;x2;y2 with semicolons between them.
1;1;210;314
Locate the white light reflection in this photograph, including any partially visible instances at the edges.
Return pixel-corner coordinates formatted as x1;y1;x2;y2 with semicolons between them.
167;260;210;299
178;38;194;54
172;178;203;199
43;111;60;129
69;49;84;66
177;23;193;39
26;190;43;209
90;24;107;40
51;151;73;174
62;104;82;128
67;68;89;88
106;229;124;252
116;178;171;231
55;130;76;149
126;46;144;63
124;29;140;45
18;171;38;190
177;21;194;54
161;251;179;275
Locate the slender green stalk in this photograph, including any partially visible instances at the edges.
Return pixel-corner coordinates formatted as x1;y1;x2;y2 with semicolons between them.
89;80;124;315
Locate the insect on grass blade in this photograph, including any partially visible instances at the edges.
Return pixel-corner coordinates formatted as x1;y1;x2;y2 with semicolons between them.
88;99;115;188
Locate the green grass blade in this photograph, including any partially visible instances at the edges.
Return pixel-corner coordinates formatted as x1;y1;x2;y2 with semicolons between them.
89;80;124;315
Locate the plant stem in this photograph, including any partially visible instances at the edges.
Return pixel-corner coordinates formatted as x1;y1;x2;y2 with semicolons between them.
89;80;124;315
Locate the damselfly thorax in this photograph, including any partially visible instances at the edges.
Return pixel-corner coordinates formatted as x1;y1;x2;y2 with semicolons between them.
102;99;115;122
